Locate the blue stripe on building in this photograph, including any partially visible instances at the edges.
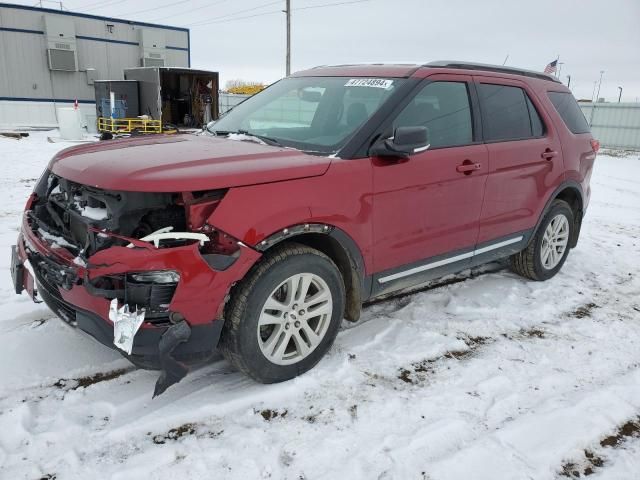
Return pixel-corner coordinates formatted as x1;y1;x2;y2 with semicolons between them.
0;97;95;104
0;26;44;35
0;28;188;51
75;35;139;47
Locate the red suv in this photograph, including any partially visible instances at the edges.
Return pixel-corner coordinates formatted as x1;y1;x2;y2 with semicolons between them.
11;62;598;395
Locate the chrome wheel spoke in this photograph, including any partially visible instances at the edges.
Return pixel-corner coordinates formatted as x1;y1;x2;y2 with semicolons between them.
541;245;552;266
258;311;284;327
303;288;331;309
262;325;285;356
257;272;333;365
263;296;289;312
300;321;321;346
292;331;311;357
294;274;312;303
541;214;570;270
307;301;332;318
271;330;292;360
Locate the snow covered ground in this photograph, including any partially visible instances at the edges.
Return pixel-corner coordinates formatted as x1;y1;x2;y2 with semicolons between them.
0;132;639;480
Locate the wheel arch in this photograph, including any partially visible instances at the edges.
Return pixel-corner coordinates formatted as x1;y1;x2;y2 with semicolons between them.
256;224;369;322
535;181;584;248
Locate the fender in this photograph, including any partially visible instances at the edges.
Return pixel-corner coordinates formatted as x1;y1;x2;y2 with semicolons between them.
531;180;584;248
256;223;372;316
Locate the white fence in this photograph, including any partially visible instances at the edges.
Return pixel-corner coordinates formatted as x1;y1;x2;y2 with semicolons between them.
579;103;640;150
218;93;251;115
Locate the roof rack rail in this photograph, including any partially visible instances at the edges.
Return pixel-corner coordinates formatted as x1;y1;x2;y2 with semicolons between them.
424;61;562;83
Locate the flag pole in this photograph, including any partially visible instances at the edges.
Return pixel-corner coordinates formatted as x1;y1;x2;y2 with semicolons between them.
556;54;560;78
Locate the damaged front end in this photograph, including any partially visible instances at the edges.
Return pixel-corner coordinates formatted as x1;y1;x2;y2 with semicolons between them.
13;171;260;396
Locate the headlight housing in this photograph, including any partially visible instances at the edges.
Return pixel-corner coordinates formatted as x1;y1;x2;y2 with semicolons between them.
129;271;180;284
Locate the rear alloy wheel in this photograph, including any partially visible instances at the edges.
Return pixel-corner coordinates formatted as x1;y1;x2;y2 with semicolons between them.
511;199;574;281
540;214;570;270
220;243;345;383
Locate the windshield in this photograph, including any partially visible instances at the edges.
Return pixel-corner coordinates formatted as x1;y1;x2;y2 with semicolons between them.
208;76;403;154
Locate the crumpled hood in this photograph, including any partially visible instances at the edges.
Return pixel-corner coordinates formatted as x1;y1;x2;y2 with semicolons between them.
49;134;332;192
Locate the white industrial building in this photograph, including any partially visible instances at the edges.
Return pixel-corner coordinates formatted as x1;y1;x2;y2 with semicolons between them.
0;2;190;127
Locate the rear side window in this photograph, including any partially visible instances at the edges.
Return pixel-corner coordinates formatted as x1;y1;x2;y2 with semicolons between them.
393;81;473;148
478;84;544;141
547;91;590;134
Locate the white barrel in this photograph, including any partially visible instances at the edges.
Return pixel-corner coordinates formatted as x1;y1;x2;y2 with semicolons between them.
57;108;83;140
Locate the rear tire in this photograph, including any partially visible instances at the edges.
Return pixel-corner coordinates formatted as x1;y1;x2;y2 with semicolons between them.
511;199;574;281
220;243;345;383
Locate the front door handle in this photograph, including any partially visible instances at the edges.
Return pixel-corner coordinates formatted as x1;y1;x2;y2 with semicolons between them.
541;149;558;160
456;162;482;174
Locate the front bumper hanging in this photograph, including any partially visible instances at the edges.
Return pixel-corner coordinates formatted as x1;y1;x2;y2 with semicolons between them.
12;221;260;396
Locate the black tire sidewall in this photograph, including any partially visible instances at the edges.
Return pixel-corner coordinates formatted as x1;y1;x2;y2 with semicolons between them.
234;252;345;383
531;202;574;280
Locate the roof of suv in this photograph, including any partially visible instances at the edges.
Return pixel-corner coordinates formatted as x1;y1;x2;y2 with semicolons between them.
293;61;561;84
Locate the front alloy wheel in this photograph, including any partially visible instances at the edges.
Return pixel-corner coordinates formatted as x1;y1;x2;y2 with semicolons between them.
220;243;345;383
258;273;333;365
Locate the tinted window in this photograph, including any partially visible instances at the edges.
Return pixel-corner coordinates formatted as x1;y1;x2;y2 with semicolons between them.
393;81;473;148
526;96;545;137
548;91;590;134
478;83;541;141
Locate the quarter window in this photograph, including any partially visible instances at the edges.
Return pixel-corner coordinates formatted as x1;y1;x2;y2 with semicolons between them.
547;91;591;134
393;81;473;149
478;84;544;141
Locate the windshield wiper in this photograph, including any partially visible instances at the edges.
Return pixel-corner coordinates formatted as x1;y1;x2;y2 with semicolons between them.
209;128;283;147
234;130;283;147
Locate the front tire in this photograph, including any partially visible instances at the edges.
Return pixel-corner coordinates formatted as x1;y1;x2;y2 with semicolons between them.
511;199;574;281
220;243;345;383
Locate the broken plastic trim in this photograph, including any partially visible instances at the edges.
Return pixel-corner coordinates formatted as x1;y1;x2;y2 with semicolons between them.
109;299;145;355
153;320;191;397
126;226;209;248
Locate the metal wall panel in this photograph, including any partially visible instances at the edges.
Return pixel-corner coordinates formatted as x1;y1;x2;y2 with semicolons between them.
0;4;189;126
580;103;640;150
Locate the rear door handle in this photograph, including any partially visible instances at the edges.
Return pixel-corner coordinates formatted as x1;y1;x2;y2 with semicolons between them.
456;162;482;174
541;149;558;160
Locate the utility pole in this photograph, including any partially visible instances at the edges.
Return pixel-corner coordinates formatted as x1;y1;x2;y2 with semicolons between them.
618;86;622;103
285;0;291;77
595;70;604;102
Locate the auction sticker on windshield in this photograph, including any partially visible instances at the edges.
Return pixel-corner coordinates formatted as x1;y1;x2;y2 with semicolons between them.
345;78;394;89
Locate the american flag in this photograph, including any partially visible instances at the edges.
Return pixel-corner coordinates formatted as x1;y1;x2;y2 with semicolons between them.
544;59;558;75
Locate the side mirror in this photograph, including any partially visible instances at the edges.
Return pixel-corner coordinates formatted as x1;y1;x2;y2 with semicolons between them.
369;126;429;159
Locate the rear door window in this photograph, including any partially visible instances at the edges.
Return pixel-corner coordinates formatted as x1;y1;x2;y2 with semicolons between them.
393;81;473;148
526;96;545;137
477;83;544;141
547;91;591;134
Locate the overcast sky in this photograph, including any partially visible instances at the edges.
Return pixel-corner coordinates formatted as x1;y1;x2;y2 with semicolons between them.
26;0;640;101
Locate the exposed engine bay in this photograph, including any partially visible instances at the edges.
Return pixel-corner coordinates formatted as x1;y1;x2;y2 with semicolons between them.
19;171;248;396
31;173;191;256
27;172;229;324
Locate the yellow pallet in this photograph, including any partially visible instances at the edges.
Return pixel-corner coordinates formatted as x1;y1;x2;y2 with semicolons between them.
97;117;163;134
